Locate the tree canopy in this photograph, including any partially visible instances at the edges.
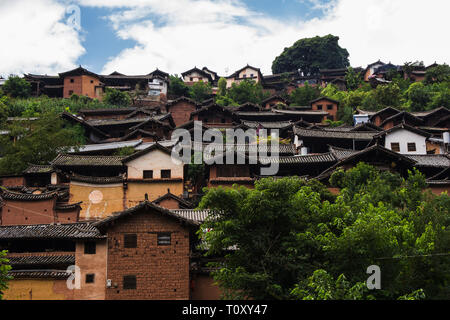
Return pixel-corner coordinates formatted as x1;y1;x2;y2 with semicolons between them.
198;163;450;300
2;76;31;98
0;250;12;300
272;35;350;75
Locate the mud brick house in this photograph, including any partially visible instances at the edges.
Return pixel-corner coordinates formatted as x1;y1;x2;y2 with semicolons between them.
190;103;239;128
59;67;104;99
1;202;220;300
181;67;215;85
122;143;185;207
152;191;193;210
293;126;378;153
373;123;432;155
310;97;340;121
25;66;170;100
165;96;200;127
261;95;289;109
0;222;106;300
92;201;202;300
226;65;264;88
0;189;81;225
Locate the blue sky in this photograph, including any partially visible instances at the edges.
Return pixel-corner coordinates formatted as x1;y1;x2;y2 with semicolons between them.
1;0;449;77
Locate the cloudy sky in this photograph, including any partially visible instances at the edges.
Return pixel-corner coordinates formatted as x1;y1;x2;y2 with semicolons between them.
1;0;449;78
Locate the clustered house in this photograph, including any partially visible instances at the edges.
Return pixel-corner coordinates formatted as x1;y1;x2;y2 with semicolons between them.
0;61;449;300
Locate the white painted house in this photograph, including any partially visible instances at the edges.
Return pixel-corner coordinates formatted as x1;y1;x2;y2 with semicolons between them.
376;123;431;155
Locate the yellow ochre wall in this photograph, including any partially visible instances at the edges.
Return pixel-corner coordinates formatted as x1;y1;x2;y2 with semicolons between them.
126;182;184;208
69;182;125;220
3;279;74;300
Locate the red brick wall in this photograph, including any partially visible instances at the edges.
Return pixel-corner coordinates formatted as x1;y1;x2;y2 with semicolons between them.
168;101;197;127
1;199;56;225
63;75;102;99
105;211;191;300
154;198;181;209
311;99;338;121
0;176;25;187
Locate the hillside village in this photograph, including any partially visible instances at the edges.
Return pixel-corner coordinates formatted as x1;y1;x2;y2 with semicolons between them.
0;58;449;300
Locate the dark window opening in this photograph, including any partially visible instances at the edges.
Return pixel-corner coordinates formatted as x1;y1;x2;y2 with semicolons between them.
84;241;96;254
85;274;95;283
143;170;153;179
161;170;171;179
124;234;137;248
407;143;416;152
70;79;74;83
157;233;171;246
391;142;400;152
317;105;323;110
123;275;136;290
327;104;333;110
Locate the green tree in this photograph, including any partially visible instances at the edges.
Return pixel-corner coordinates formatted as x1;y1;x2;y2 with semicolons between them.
289;82;321;106
227;80;270;105
198;164;450;300
189;81;212;103
103;88;131;106
373;83;402;108
0;112;85;175
291;270;369;300
405;82;432;111
0;250;12;300
168;75;190;97
217;77;227;97
345;67;362;91
2;76;31;98
0;96;9;125
272;35;350;74
425;64;450;83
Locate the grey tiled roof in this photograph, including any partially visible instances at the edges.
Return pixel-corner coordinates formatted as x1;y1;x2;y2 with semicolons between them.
51;154;125;167
0;190;59;201
406;155;450;167
329;146;359;160
23;164;54;174
8;255;75;266
170;209;212;223
66;139;143;154
70;174;124;184
94;201;201;229
192;142;297;155
8;270;70;279
0;223;105;240
241;120;293;129
294;127;377;140
259;153;337;164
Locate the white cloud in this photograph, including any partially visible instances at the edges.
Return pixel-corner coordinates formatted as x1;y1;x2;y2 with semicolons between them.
79;0;450;76
1;0;449;77
0;0;84;77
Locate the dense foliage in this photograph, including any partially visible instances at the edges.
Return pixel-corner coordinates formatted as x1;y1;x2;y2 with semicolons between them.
216;79;270;106
0;112;85;175
2;76;31;98
272;35;350;75
103;88;131;106
198;163;450;300
0;250;12;300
